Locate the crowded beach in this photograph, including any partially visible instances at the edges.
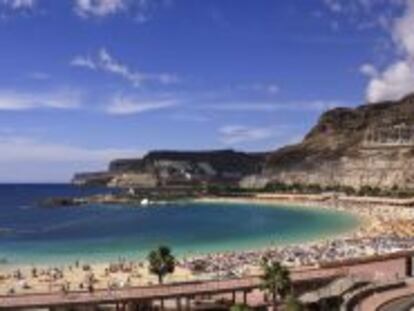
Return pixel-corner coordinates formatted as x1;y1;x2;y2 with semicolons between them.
2;194;414;296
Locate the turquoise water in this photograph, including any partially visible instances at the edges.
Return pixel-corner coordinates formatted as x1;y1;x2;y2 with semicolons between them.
0;185;359;265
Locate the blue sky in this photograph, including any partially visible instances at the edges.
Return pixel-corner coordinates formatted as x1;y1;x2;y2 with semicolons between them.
0;0;413;182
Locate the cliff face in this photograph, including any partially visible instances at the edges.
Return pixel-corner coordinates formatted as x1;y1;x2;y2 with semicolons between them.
74;150;266;188
74;94;414;191
258;94;414;190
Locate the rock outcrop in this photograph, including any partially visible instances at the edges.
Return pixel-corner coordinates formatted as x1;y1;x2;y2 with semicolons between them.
73;150;266;188
258;93;414;190
74;93;414;191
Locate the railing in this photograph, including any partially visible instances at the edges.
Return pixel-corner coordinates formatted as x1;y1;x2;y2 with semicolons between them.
340;280;406;311
0;268;345;309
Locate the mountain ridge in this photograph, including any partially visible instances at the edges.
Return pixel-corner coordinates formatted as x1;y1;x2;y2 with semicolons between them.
74;93;414;191
257;93;414;190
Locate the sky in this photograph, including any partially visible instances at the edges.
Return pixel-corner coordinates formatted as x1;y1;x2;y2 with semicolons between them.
0;0;413;182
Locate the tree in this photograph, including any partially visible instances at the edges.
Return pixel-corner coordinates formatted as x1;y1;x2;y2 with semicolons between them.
285;294;304;311
260;258;291;311
147;245;176;284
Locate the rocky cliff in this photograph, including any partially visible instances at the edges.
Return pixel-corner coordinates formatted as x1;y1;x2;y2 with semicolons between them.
74;93;414;191
73;150;266;188
253;93;414;190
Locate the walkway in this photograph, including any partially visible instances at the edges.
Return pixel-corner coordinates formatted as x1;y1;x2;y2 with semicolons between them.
0;267;343;310
355;284;414;311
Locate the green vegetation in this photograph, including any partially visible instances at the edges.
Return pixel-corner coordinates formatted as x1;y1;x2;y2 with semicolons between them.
205;180;414;199
230;304;251;311
263;181;359;196
147;245;176;284
205;184;252;196
285;294;304;311
260;258;292;310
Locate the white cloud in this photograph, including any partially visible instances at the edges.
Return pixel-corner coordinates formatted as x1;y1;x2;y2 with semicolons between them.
70;55;96;70
323;0;343;13
323;1;414;102
74;0;126;17
202;100;341;113
0;134;141;182
73;0;171;21
0;89;82;111
238;83;280;95
71;48;178;87
363;60;414;102
2;0;170;21
321;0;406;31
1;0;36;9
323;0;405;14
251;83;280;95
218;125;274;145
362;0;414;103
394;0;414;56
360;63;378;77
106;95;178;115
266;84;280;94
0;135;138;162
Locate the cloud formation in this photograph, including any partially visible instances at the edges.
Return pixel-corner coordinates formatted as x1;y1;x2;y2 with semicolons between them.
322;0;405;29
201;100;340;113
71;48;178;87
237;83;280;95
74;0;125;17
106;94;178;115
1;0;171;21
0;134;141;182
74;0;171;21
218;125;273;145
361;0;414;103
0;89;82;111
0;135;139;163
1;0;36;9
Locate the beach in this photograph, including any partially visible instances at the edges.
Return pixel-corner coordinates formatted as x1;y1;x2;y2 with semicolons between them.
196;194;414;238
2;194;414;296
0;259;196;295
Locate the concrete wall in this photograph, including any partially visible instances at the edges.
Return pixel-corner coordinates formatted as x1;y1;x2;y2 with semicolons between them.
348;257;407;281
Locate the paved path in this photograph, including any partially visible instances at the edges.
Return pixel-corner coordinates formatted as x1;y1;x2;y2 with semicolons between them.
377;294;414;311
356;285;414;311
0;267;345;310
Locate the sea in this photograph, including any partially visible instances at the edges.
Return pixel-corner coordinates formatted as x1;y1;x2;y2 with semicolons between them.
0;184;359;266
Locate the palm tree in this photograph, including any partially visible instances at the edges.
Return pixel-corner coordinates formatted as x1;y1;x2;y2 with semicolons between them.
260;258;291;311
147;245;176;284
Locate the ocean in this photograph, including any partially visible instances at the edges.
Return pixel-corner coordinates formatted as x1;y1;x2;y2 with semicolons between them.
0;184;359;265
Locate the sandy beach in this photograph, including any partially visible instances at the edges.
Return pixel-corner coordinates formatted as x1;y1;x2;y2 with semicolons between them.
196;194;414;238
2;194;414;296
0;259;196;295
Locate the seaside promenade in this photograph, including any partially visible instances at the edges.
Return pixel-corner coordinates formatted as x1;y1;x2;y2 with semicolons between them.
0;268;340;310
0;251;412;311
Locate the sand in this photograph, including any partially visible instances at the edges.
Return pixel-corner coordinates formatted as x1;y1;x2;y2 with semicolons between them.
3;193;414;295
0;260;196;295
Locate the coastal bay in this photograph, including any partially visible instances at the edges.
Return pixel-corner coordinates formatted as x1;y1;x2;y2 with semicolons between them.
2;185;414;296
0;185;358;265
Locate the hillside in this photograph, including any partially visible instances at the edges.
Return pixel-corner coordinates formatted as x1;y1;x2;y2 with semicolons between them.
74;94;414;191
249;93;414;190
73;150;266;188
